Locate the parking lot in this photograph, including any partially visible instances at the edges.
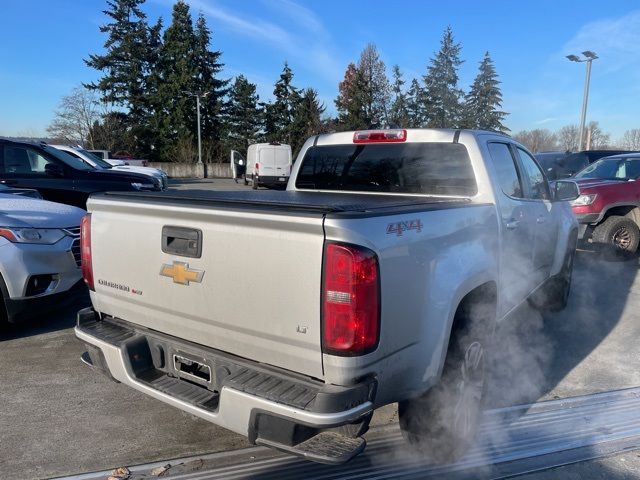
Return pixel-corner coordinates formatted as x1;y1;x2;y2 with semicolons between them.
0;179;638;479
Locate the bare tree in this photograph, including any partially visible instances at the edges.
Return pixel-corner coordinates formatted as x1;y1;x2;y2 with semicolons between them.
513;129;557;153
47;86;101;147
620;129;640;150
557;125;579;151
585;121;611;149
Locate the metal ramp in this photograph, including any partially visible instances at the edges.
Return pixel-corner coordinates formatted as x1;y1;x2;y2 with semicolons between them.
57;386;640;479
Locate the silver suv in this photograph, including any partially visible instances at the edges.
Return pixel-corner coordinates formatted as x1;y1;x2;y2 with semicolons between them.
0;193;86;325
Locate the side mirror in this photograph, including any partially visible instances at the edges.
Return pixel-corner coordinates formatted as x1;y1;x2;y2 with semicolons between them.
44;163;64;177
554;180;580;202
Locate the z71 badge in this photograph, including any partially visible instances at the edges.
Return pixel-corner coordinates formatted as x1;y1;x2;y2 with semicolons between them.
386;219;424;236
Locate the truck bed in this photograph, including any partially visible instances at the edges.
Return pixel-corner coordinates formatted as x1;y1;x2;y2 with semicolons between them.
98;190;470;217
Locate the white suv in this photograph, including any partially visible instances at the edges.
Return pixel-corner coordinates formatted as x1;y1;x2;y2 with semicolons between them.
52;145;169;190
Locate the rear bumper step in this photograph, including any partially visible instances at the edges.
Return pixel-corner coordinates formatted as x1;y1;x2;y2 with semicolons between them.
75;307;375;462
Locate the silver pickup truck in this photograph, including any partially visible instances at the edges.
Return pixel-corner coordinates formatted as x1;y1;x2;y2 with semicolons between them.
76;129;579;464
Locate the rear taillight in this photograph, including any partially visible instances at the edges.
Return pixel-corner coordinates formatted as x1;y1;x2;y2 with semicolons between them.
322;242;379;356
255;163;259;173
80;214;94;290
353;129;407;143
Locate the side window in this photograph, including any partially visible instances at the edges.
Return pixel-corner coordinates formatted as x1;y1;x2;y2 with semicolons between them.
625;159;640;179
516;148;550;200
487;142;523;198
2;146;48;174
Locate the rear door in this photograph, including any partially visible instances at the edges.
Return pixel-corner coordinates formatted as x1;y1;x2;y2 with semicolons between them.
274;146;292;179
88;198;326;379
486;142;538;315
259;146;276;177
514;147;558;282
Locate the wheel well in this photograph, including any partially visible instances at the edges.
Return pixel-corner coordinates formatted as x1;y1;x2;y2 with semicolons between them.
0;272;9;325
450;282;497;342
603;206;640;225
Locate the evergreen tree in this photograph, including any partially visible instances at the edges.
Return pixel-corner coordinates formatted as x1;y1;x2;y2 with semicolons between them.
290;88;326;155
335;63;366;130
406;78;428;127
356;43;390;127
85;0;157;154
193;13;229;144
226;75;262;153
388;65;409;127
265;62;299;143
423;26;464;128
464;52;508;132
155;0;199;150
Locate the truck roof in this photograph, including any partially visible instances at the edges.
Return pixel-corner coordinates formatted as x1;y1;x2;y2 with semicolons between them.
313;128;509;146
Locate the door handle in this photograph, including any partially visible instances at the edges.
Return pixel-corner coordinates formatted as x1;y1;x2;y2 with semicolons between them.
536;216;546;224
506;219;520;230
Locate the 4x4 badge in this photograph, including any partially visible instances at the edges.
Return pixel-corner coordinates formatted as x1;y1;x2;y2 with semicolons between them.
160;261;204;285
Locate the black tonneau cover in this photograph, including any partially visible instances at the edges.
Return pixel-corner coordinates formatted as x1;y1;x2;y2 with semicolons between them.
97;190;471;217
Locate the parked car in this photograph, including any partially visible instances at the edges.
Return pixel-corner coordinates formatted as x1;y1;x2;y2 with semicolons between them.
534;151;572;179
244;142;292;189
52;145;168;190
544;149;635;180
0;139;163;209
571;153;640;254
87;149;149;167
0;193;86;325
76;129;579;464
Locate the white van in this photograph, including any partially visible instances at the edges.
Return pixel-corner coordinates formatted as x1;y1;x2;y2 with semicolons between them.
244;143;292;189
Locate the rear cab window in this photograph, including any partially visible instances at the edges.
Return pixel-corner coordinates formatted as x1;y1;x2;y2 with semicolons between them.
295;143;477;196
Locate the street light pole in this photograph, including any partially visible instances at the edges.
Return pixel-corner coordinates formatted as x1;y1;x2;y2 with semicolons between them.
566;51;598;151
183;90;211;165
196;94;202;165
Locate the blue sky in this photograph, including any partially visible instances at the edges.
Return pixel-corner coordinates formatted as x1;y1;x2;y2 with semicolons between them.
1;0;639;140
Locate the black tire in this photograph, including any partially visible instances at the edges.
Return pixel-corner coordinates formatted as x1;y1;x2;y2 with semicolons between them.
398;299;492;464
243;175;248;186
0;278;10;333
531;247;574;312
252;176;258;190
592;215;640;258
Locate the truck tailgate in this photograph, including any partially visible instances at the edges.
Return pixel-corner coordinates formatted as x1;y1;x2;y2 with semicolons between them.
87;195;325;379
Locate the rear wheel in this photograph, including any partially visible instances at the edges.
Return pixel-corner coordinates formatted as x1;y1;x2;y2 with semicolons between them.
531;247;574;312
252;177;258;190
243;175;248;186
592;216;639;258
399;296;492;464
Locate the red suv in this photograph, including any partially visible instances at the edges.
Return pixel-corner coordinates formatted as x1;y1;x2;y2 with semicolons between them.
571;153;640;254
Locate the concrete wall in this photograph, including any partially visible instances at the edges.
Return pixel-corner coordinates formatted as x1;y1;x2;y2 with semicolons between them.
205;163;232;178
148;162;231;179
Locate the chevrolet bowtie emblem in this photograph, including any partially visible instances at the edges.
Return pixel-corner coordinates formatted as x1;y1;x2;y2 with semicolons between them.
160;261;204;285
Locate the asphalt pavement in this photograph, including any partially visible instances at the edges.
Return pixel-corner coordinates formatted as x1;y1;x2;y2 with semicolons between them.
0;179;639;479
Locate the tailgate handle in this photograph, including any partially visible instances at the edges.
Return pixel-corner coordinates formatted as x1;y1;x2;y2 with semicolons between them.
162;226;202;258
